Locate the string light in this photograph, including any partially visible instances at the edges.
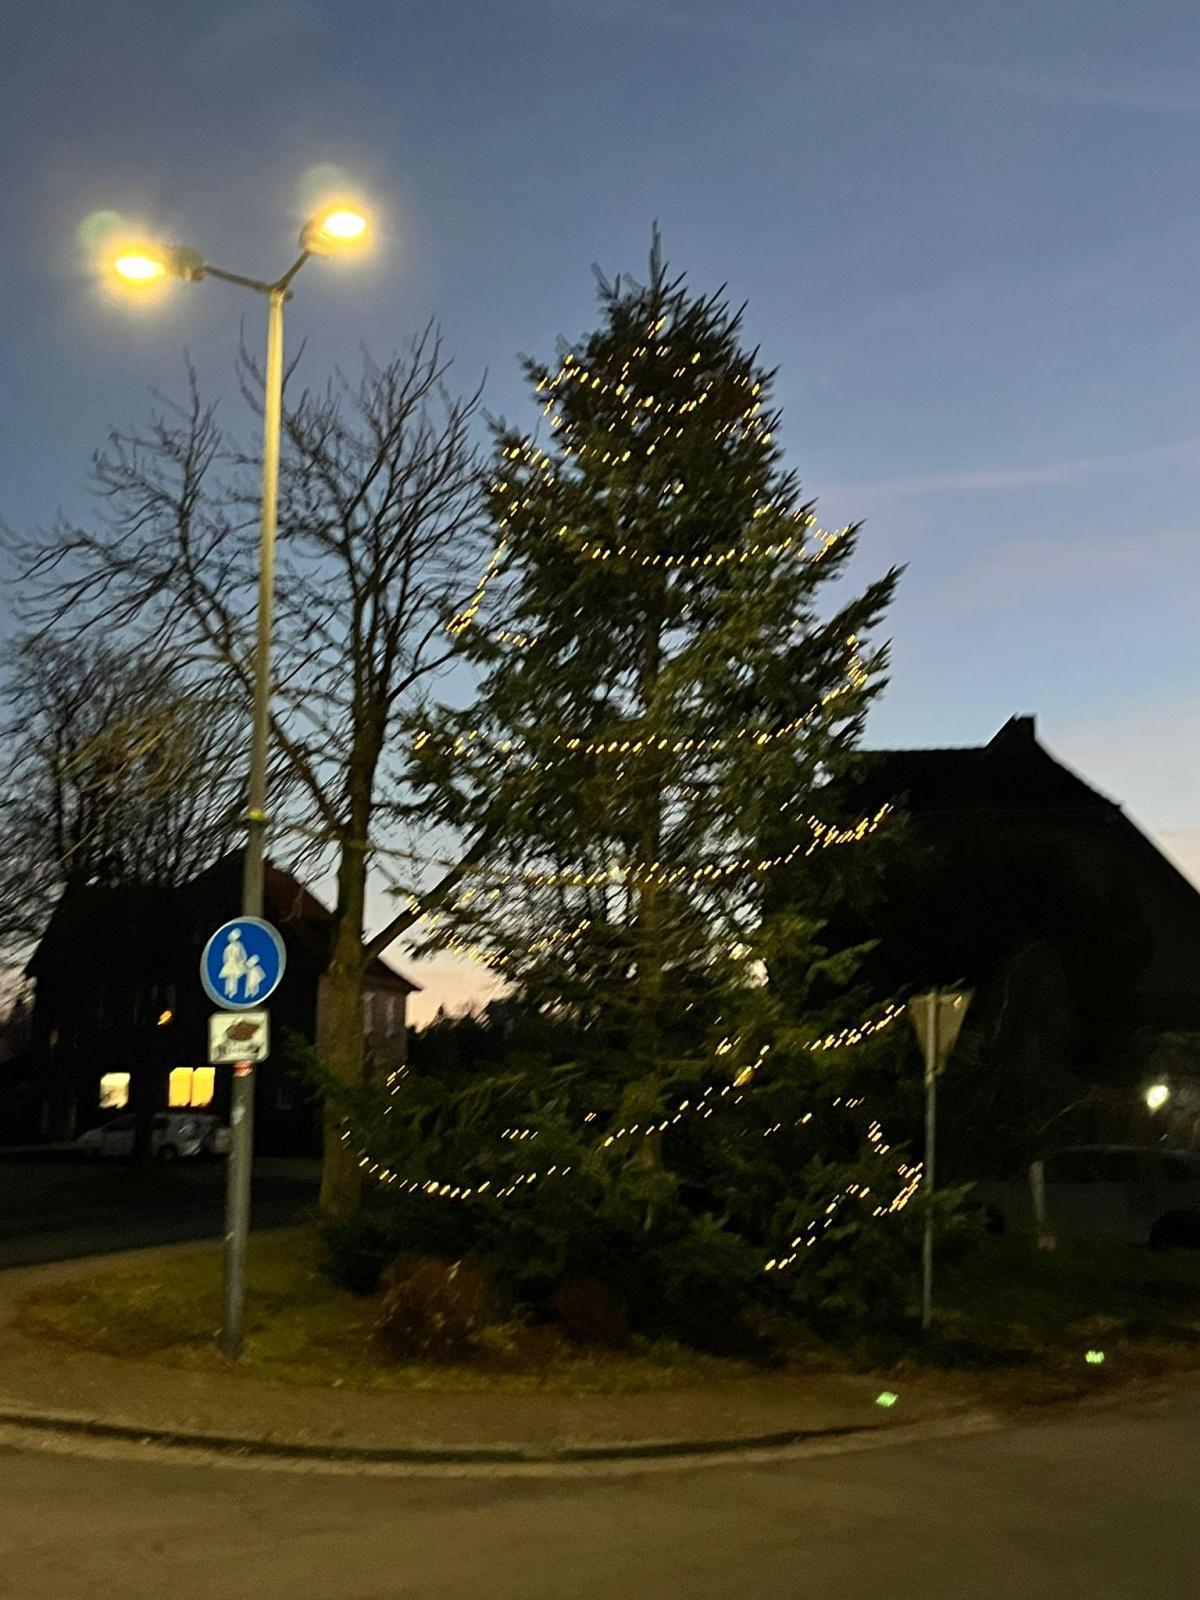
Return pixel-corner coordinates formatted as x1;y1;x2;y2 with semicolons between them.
448;804;889;891
416;635;868;765
809;1003;904;1052
448;537;507;637
350;1026;912;1220
420;917;592;970
563;520;851;572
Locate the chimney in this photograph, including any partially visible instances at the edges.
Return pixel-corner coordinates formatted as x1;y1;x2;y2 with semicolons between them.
990;715;1037;747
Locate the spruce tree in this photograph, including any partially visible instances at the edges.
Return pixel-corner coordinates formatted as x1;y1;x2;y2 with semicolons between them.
359;244;916;1342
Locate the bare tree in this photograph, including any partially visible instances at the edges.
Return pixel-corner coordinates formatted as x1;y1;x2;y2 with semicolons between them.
11;329;498;1215
0;634;243;960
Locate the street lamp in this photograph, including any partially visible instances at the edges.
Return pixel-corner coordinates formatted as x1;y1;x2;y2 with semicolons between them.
108;201;370;1359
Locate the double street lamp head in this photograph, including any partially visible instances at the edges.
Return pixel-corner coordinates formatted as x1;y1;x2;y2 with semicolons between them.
108;203;371;291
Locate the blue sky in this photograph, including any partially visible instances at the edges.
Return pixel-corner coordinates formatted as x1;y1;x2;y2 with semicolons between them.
6;0;1200;1014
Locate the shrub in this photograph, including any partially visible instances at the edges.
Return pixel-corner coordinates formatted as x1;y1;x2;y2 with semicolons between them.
553;1279;630;1349
374;1255;492;1361
318;1210;404;1296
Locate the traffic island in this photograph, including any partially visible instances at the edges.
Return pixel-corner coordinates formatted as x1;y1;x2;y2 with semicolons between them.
0;1230;1197;1468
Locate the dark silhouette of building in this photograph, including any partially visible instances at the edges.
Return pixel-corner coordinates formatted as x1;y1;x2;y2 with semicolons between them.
849;716;1200;1172
18;855;417;1153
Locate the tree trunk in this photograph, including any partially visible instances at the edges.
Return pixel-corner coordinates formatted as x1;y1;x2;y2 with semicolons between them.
634;601;665;1063
317;948;367;1217
317;831;370;1219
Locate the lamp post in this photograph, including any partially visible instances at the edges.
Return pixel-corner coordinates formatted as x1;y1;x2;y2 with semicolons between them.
110;204;369;1357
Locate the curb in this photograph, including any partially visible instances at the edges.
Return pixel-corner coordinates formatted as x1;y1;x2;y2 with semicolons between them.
0;1403;902;1467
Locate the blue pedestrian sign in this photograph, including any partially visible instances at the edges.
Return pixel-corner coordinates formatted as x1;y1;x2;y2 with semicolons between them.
201;917;286;1011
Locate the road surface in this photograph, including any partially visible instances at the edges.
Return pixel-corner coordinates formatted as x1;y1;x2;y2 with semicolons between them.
0;1388;1196;1598
0;1155;319;1268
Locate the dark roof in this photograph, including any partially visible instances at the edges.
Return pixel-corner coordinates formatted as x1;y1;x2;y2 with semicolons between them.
28;855;419;992
190;856;419;993
858;715;1121;818
261;862;418;993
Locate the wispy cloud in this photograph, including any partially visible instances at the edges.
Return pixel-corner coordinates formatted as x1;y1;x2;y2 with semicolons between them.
819;44;1200;117
512;0;767;41
190;1;324;73
821;435;1200;502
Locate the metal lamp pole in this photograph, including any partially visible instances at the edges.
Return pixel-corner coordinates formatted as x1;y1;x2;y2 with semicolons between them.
108;208;370;1358
223;268;296;1361
188;253;309;1361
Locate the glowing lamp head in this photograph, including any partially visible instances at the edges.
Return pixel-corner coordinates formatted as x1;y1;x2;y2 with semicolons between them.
301;204;370;256
112;252;167;284
320;208;367;242
107;243;204;289
1145;1082;1170;1111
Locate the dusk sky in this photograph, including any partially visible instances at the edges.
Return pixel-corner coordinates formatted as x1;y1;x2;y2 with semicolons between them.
6;0;1200;1020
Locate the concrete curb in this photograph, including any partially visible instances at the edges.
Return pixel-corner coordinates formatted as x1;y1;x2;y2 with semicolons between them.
0;1401;960;1468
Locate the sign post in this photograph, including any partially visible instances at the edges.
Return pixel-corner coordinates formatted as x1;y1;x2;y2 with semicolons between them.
201;916;285;1359
907;989;971;1333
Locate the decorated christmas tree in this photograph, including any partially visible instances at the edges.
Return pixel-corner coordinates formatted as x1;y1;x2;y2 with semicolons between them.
345;243;919;1345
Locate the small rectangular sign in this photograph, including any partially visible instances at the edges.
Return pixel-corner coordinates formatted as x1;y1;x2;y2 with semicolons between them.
209;1010;270;1064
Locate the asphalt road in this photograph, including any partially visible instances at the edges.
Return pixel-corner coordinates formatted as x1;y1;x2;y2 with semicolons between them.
1;1389;1197;1599
0;1155;320;1267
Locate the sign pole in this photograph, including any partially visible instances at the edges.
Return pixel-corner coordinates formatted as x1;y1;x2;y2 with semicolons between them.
921;988;939;1334
222;1062;255;1358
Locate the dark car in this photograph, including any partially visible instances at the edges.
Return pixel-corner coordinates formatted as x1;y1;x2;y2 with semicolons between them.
974;1145;1200;1249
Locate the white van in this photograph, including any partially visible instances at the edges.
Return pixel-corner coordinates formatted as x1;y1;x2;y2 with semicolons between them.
76;1112;231;1162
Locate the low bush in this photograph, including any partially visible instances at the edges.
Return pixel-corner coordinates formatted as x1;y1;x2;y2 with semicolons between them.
374;1255;493;1361
553;1279;630;1349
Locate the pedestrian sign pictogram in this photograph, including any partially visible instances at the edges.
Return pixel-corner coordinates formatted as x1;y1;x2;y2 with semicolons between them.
200;917;285;1011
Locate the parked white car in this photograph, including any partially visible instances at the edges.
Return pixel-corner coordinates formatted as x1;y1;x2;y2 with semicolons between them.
974;1145;1200;1250
76;1112;231;1162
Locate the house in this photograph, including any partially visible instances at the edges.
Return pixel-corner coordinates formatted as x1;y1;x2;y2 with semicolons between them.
19;855;418;1153
840;716;1200;1173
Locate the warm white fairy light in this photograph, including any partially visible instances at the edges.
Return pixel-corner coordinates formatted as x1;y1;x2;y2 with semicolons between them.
560;519;851;572
448;537;508;637
350;1018;914;1224
452;804;889;891
415;635;867;763
809;1003;904;1052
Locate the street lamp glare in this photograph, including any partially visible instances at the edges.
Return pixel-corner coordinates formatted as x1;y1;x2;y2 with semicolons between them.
320;208;367;241
112;251;167;284
1145;1083;1170;1111
301;204;371;255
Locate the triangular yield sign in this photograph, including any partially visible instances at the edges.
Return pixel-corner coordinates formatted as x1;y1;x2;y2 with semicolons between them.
907;990;972;1072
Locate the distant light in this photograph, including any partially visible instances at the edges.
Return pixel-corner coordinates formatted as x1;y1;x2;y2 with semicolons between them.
319;208;367;242
1085;1349;1105;1365
874;1390;899;1408
157;1009;174;1027
1145;1083;1170;1111
112;252;166;284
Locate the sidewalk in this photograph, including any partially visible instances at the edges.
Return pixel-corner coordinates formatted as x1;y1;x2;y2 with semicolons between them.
0;1240;981;1464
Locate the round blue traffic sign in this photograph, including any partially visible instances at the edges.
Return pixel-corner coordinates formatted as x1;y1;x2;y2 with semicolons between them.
200;917;286;1011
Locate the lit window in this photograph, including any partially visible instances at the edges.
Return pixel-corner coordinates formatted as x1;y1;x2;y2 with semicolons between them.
168;1067;216;1108
99;1072;130;1110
